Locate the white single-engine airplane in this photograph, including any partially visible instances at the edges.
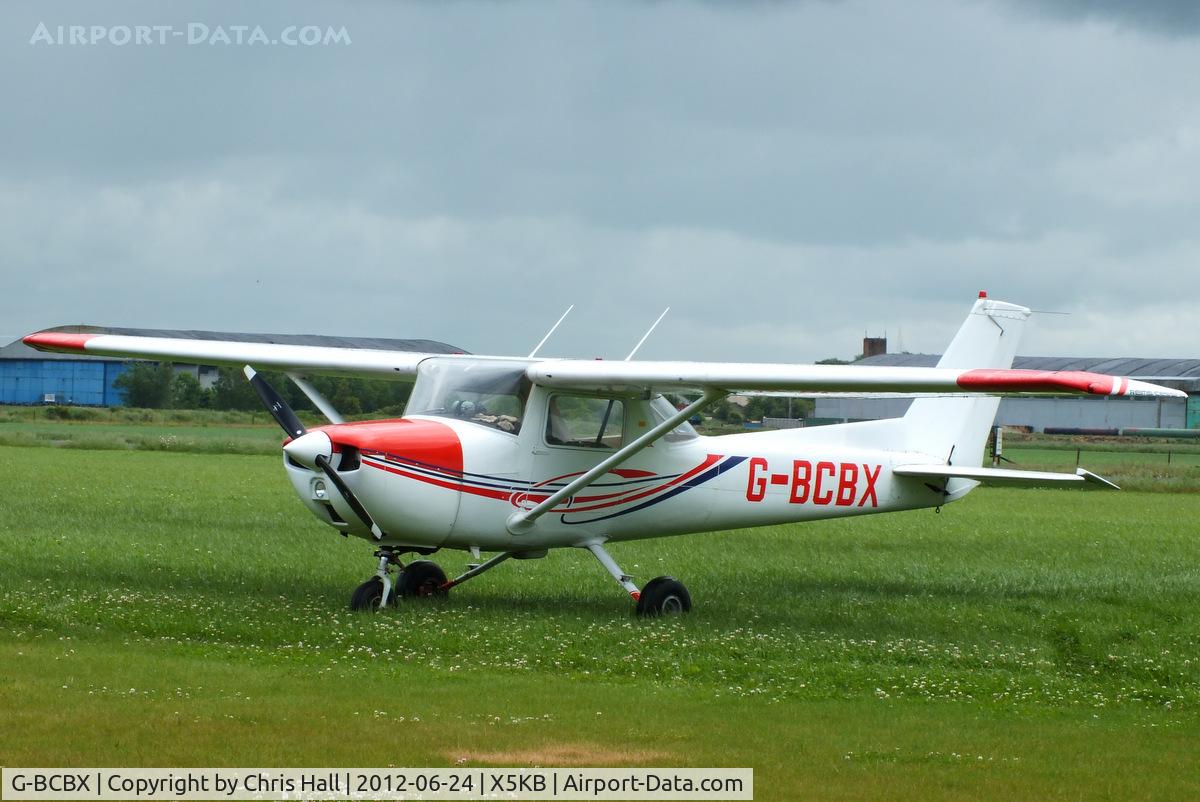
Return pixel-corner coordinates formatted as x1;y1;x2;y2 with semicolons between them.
24;294;1186;615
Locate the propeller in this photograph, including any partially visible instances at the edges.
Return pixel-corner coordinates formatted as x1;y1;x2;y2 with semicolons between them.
244;366;306;438
244;366;385;540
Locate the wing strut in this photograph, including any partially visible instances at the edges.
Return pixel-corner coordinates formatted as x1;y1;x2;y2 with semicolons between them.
506;389;723;534
287;373;344;424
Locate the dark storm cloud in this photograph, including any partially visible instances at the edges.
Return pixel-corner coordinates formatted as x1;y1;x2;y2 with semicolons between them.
1;0;1198;361
2;0;1084;247
1005;0;1200;36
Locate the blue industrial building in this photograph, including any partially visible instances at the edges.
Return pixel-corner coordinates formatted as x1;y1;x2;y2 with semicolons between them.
0;338;129;406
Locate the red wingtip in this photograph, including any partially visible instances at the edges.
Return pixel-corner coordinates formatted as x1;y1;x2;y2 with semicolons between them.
22;332;97;352
958;369;1115;395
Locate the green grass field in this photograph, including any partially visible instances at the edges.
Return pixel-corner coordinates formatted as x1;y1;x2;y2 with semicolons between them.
996;448;1200;493
2;443;1199;800
0;407;288;455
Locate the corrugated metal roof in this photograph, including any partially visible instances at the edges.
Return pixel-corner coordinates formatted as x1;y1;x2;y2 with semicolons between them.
856;353;1200;379
1;326;467;362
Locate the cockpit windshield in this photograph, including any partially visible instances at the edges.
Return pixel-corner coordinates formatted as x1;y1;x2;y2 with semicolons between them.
405;358;532;434
649;395;699;442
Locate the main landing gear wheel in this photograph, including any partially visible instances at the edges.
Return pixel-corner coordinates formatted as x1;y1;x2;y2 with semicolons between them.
636;576;691;617
584;544;692;618
397;560;448;599
349;578;390;612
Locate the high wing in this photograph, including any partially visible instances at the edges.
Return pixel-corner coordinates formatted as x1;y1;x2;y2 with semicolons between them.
21;330;449;379
525;360;1187;399
22;329;1187;400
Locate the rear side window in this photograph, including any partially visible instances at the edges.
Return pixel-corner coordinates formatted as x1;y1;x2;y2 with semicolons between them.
545;395;625;449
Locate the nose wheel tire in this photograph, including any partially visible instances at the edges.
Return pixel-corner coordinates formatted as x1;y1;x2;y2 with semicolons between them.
636;576;691;617
349;578;390;612
397;560;448;599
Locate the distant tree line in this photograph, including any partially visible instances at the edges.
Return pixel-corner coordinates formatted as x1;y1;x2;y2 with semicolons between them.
113;355;850;419
113;362;411;414
711;395;815;424
704;353;854;424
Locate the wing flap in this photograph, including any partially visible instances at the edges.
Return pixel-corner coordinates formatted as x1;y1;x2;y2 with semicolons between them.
894;464;1120;489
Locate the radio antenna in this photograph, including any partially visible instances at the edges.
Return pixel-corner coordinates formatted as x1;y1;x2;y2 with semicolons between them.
527;305;574;358
625;307;670;361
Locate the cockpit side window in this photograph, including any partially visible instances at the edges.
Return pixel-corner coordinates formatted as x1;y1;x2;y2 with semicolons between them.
545;395;625;449
405;358;532;434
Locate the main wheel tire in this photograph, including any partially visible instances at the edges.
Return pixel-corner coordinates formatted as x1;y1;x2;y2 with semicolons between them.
349;578;386;612
397;560;448;599
636;576;691;617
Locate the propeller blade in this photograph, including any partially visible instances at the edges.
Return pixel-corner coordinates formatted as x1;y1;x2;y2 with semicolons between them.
247;366;383;541
243;365;306;438
314;454;385;541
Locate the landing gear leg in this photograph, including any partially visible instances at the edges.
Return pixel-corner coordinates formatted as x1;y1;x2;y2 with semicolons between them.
373;548;400;606
585;542;641;601
442;551;514;591
584;542;691;617
349;548;403;612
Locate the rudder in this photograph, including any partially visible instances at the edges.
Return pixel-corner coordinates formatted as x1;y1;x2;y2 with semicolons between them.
903;296;1031;467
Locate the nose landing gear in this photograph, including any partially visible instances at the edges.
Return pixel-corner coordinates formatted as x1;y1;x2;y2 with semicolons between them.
349;548;401;611
350;548;449;611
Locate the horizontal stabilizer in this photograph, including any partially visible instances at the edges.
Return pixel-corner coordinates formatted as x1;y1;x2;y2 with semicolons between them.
893;464;1120;489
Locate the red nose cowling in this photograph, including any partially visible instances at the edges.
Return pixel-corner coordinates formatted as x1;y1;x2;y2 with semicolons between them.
316;418;464;475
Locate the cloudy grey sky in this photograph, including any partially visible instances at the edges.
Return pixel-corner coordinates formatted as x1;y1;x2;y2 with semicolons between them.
1;0;1198;363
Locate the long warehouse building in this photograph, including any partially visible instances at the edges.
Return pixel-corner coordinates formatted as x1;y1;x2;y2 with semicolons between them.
815;353;1200;432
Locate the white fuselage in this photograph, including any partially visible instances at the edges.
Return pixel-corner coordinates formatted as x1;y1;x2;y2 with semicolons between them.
283;386;959;553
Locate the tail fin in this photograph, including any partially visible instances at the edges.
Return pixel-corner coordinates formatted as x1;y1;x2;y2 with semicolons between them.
903;296;1031;466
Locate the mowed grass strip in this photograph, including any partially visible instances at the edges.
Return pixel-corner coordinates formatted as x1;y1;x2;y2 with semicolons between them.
3;639;1198;801
2;445;1198;798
